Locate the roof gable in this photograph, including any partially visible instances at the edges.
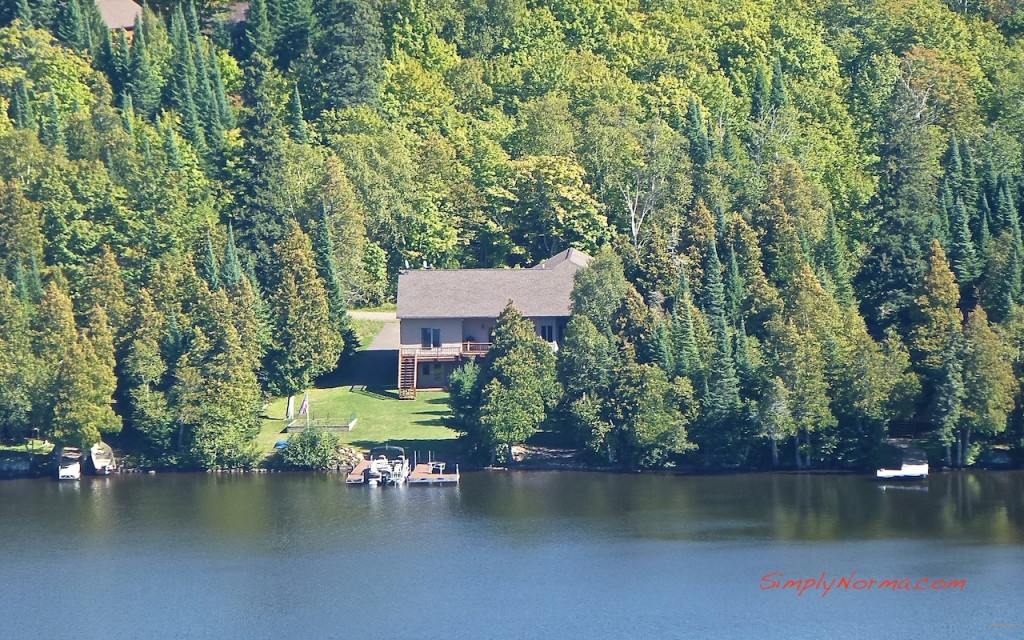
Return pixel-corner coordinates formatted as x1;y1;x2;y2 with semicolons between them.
397;250;592;319
96;0;142;30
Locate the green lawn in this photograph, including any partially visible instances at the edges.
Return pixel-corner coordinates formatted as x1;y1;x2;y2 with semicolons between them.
350;318;386;349
0;439;54;455
353;303;396;313
258;388;459;458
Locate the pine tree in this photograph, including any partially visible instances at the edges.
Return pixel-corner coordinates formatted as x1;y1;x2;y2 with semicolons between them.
670;273;701;381
15;0;32;29
312;207;357;358
702;239;726;329
220;222;242;287
80;246;129;337
209;50;235;129
232;54;289;281
478;302;558;463
948;197;980;285
128;13;162;120
822;210;853;306
9;78;34;130
56;0;88;51
243;0;274;60
300;0;385;115
200;229;220;290
960;306;1014;466
285;83;309;143
163;118;183;170
750;66;768;121
724;244;745;324
38;94;63;149
264;221;341;397
166;5;205;153
0;278;37;441
770;59;788;109
275;0;314;70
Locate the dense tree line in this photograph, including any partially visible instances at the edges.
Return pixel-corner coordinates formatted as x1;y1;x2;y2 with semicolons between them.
4;0;1024;467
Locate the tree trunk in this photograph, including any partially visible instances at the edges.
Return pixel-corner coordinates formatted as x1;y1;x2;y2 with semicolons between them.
944;443;951;467
770;437;778;467
965;429;971;465
286;395;295;420
794;435;801;468
804;429;812;468
955;431;963;468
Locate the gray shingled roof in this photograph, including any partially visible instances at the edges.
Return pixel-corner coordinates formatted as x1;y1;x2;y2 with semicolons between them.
96;0;142;30
397;250;592;319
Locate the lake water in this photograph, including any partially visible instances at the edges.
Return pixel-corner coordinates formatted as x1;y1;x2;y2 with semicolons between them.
1;470;1022;639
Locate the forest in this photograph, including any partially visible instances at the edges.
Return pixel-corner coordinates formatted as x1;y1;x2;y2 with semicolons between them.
2;0;1024;469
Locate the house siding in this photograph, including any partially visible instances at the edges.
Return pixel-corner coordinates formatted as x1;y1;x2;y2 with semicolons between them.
400;318;464;351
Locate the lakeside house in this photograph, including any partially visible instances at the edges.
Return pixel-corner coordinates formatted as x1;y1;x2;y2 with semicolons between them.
95;0;143;32
395;248;592;398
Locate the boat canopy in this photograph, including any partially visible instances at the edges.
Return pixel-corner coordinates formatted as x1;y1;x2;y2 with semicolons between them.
370;445;406;459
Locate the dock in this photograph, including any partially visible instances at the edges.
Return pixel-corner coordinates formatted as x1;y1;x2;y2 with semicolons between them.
345;459;371;484
407;462;460;485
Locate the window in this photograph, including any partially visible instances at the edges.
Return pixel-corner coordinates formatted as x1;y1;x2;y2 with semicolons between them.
421;363;431;376
420;328;441;348
540;325;555;342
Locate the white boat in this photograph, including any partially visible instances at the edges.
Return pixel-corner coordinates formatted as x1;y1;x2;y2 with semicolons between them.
57;447;82;481
875;462;928;480
363;446;411;486
89;442;116;475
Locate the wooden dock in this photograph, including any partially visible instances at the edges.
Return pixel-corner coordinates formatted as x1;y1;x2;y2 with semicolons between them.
345;459;371;483
407;462;459;485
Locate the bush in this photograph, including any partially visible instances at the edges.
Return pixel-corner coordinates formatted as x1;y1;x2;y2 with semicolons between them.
280;427;340;470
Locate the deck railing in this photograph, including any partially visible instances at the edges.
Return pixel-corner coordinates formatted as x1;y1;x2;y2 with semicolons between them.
400;343;493;359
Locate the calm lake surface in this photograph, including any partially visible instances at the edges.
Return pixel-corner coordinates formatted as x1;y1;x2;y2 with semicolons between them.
2;470;1023;639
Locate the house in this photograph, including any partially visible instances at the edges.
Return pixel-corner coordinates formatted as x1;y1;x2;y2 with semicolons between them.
95;0;142;32
395;248;592;398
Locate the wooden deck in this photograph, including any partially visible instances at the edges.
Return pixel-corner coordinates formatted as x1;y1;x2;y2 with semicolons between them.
345;459;371;483
407;462;460;485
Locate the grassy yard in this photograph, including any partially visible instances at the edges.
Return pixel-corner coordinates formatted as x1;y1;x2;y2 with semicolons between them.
258;388;459;458
353;303;396;313
0;439;54;455
350;318;387;349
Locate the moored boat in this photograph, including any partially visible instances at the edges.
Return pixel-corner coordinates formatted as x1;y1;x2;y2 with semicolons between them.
875;462;928;480
346;446;411;485
89;441;116;475
57;446;82;481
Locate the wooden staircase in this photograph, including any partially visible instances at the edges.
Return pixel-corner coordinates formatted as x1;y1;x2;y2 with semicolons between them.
398;351;417;399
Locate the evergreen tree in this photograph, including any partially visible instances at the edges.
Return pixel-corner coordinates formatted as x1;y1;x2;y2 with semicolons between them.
750;66;768;121
0;278;37;441
56;0;88;51
670;273;701;381
286;83;309;143
200;229;220;290
770;59;788;109
15;0;32;28
220;223;242;287
948;197;980;286
128;13;162;120
312;207;357;358
232;54;289;281
275;0;314;70
822;210;853;306
702;239;726;329
477;302;558;463
9;78;34;130
300;0;385;115
959;306;1014;466
264;220;341;397
243;0;274;60
724;244;745;324
38;94;63;149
